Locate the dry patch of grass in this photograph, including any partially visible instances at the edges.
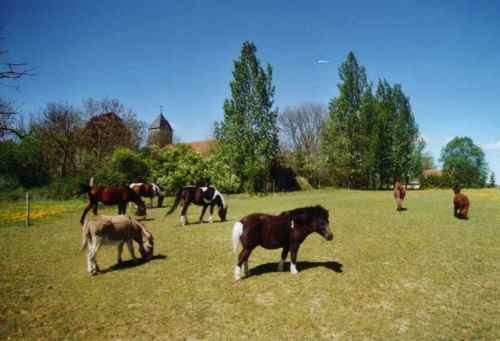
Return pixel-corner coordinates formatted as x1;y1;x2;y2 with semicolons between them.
0;189;499;340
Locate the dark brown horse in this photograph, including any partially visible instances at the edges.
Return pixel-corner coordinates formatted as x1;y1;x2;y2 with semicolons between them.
394;181;407;211
453;185;470;219
231;205;333;281
165;185;227;225
78;179;147;225
129;182;165;208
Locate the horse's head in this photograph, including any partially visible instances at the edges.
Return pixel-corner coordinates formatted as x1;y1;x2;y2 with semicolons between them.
311;205;333;241
139;225;154;259
214;192;227;221
219;205;228;222
135;202;147;216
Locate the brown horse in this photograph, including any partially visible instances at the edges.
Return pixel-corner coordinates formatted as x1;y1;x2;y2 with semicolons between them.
78;179;147;225
394;181;407;211
165;185;227;225
129;182;165;208
231;205;333;281
453;185;470;219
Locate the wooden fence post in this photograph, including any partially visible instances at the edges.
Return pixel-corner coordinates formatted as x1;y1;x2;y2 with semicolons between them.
25;192;30;227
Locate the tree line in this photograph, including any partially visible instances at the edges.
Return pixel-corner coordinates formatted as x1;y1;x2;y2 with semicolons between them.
0;40;492;198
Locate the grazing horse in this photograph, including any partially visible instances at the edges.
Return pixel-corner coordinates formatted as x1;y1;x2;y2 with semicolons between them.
231;205;333;281
394;181;407;211
129;182;165;208
453;185;470;219
165;185;228;225
78;179;147;225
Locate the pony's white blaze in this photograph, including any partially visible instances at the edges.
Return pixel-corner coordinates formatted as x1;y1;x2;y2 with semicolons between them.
232;221;244;253
89;177;94;186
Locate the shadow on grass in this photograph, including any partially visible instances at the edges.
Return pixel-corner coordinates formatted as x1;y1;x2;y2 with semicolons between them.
171;218;235;227
101;254;167;274
246;260;343;279
137;217;155;222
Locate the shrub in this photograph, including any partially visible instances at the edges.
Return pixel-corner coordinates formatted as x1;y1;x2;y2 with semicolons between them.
206;153;241;193
155;145;208;195
111;148;150;183
94;167;127;187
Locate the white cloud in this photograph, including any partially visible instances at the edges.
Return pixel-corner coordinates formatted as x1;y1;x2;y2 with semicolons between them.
316;59;330;64
483;141;500;151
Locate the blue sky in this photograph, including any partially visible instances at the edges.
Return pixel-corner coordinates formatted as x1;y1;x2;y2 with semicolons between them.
1;0;499;177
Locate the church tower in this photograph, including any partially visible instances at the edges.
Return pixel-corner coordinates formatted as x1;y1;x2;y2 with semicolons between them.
147;112;173;147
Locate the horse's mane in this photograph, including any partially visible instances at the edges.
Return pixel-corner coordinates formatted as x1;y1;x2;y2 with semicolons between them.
279;205;328;219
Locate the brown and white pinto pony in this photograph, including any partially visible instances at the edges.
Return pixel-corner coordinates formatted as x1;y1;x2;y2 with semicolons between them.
394;181;407;211
78;178;147;225
165;185;227;225
129;182;165;208
453;185;470;219
81;215;154;275
232;205;333;281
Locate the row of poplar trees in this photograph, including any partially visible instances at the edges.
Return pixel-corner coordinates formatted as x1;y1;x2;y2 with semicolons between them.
215;42;421;191
322;52;421;189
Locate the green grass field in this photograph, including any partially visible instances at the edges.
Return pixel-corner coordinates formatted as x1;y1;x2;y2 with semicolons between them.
1;189;499;340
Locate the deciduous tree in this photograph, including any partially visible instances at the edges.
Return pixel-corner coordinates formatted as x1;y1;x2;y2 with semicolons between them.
214;41;279;192
440;136;488;188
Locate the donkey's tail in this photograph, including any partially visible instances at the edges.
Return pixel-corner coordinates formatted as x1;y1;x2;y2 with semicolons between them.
80;219;91;251
232;221;244;254
164;188;183;217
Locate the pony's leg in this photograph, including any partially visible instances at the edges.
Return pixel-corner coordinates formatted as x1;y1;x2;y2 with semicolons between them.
278;247;289;272
289;244;301;275
80;202;93;225
88;238;101;275
199;205;208;223
180;203;190;225
86;239;94;274
209;204;214;223
235;247;253;280
460;207;468;219
92;203;98;216
243;260;249;276
127;240;137;260
117;242;124;264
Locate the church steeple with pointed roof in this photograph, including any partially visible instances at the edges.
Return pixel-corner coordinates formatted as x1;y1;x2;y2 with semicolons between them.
147;112;173;147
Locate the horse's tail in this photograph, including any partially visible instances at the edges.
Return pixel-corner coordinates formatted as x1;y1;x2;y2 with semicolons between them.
164;188;183;217
232;221;244;254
